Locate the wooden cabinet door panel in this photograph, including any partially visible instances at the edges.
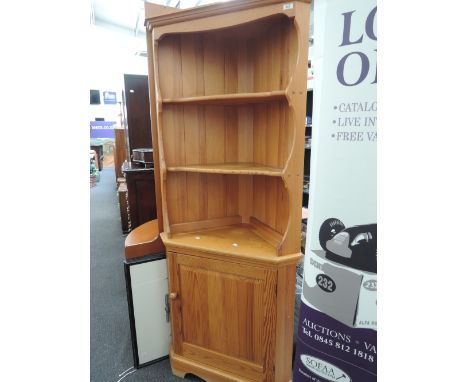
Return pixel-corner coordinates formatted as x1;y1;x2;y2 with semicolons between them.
171;253;277;380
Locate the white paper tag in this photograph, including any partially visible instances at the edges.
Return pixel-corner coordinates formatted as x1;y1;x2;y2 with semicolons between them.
283;3;294;10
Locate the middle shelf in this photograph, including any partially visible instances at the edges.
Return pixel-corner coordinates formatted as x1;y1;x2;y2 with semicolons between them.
161;100;293;172
162;91;287;106
166;162;282;176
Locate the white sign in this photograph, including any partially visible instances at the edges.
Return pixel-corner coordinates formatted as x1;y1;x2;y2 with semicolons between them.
303;0;377;330
293;2;377;381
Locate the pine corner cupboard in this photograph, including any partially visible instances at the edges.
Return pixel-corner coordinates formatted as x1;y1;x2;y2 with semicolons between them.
145;0;310;381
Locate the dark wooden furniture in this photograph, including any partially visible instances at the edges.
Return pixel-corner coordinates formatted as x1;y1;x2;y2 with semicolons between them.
120;74;157;232
123;74;153;164
132;148;154;167
114;128;128;181
122;161;157;231
118;182;130;233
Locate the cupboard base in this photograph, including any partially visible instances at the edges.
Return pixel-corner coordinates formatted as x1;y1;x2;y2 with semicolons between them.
170;346;254;382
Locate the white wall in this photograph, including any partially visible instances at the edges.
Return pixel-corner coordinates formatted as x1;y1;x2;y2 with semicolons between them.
89;23;148;123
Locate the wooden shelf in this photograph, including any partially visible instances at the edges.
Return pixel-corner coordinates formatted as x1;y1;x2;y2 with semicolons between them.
162;223;278;260
162;90;287;106
166;162;283;176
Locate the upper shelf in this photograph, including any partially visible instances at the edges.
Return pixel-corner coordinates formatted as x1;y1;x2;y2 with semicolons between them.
162;91;287;106
156;15;298;100
166;162;283;176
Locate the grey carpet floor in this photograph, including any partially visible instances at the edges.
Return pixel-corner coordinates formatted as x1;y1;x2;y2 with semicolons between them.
90;168;202;382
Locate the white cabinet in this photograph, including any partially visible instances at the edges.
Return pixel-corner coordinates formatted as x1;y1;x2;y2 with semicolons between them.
124;254;171;367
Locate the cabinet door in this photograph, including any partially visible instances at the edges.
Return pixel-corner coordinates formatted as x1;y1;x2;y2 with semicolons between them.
169;252;277;381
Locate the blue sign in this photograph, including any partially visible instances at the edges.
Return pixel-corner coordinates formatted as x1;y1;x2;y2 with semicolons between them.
103;91;117;104
90;121;116;138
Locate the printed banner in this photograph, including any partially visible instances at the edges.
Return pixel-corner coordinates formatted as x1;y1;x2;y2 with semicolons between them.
89;121;117;138
294;0;377;381
90;121;116;139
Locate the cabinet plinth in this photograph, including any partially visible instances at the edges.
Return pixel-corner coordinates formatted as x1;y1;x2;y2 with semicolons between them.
145;0;310;380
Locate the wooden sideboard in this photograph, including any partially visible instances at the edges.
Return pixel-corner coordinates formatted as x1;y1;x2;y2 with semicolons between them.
122;161;157;231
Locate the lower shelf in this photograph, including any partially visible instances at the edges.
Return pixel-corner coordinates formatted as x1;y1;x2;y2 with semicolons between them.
162;223;278;259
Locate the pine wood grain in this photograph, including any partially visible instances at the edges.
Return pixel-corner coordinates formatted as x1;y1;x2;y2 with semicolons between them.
170;346;258;382
273;264;298;381
166;252;183;354
166;163;282;176
163;91;286;105
172;253;276;380
146;33;165;234
146;1;310;380
163;234;301;269
163;224;277;258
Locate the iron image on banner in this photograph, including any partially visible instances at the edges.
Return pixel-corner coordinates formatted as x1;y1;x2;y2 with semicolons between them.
293;0;376;381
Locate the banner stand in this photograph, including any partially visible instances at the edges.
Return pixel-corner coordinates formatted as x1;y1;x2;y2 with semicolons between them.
293;1;377;381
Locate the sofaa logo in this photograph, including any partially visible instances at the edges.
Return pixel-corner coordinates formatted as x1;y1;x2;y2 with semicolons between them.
300;354;351;382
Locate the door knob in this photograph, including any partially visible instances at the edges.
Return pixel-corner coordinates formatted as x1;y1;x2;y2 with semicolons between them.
169;292;178;300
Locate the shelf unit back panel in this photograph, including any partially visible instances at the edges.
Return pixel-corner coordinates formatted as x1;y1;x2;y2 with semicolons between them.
161;102;293;169
157;14;297;98
166;173;288;235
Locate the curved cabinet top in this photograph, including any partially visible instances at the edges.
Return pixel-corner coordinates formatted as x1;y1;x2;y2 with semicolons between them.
146;0;310;40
